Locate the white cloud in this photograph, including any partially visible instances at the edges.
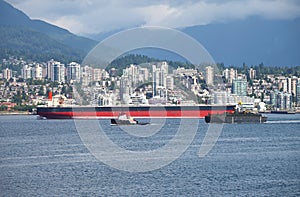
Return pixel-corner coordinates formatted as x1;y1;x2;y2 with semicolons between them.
6;0;300;35
140;0;300;28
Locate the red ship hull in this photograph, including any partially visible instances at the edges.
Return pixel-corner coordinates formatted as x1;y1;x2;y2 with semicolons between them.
37;105;235;119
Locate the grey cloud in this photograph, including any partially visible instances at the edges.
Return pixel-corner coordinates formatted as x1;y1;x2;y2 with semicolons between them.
6;0;300;34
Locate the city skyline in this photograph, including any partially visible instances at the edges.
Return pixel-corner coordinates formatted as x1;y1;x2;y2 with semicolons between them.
1;56;300;112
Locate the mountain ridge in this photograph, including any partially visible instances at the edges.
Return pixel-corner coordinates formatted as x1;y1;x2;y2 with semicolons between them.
1;0;299;66
88;17;300;67
0;0;97;63
182;17;300;67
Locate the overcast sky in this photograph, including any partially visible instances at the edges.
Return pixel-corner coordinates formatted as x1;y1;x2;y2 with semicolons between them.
6;0;300;35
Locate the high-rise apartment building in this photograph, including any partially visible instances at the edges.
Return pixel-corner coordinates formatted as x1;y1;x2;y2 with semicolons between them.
276;92;292;110
51;62;65;82
81;65;93;86
205;66;214;85
249;68;256;79
67;62;81;82
223;68;237;83
232;79;247;96
21;65;31;79
296;79;300;106
2;68;12;80
47;59;65;82
33;64;43;80
152;62;169;95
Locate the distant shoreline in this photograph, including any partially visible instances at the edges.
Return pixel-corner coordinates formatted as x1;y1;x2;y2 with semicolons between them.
0;111;35;115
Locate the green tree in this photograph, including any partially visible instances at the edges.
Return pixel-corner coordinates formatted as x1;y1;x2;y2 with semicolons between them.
12;90;22;104
0;105;8;111
38;86;45;96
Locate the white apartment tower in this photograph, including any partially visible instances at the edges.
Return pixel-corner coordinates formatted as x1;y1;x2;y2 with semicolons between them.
166;75;174;90
138;67;149;82
67;62;81;82
21;65;32;79
47;59;55;80
2;68;12;80
287;77;298;95
47;59;65;82
152;62;169;95
123;64;139;88
33;64;43;80
51;61;65;83
81;65;93;86
205;66;214;85
249;68;256;79
92;68;109;82
223;68;237;83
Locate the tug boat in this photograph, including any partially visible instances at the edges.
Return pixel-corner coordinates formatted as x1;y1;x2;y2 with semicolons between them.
111;113;149;125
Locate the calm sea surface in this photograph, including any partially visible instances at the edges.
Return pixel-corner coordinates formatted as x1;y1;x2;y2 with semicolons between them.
0;114;299;196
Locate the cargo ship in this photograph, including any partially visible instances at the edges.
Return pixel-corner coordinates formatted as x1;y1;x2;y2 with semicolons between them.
36;92;235;119
37;105;235;119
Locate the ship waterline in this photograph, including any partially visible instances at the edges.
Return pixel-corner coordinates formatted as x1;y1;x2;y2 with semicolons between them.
37;105;235;119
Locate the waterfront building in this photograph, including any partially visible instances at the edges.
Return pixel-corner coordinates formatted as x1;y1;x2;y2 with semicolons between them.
249;68;256;79
93;68;109;81
97;92;116;106
205;66;214;85
138;67;149;83
109;68;117;77
232;79;247;96
123;64;139;87
287;78;292;94
2;68;12;80
51;61;65;83
93;68;104;82
166;75;174;90
278;79;288;92
213;91;228;104
173;67;197;77
276;92;292;110
287;77;298;95
270;91;277;106
223;68;237;83
42;66;47;78
21;65;31;79
67;62;81;82
212;91;254;105
296;79;300;106
47;59;55;80
21;63;43;80
130;92;148;105
152;62;169;96
119;65;150;103
47;59;65;82
33;64;43;80
120;76;133;104
81;65;93;86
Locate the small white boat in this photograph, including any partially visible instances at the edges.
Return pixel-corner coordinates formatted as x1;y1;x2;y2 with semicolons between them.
111;113;137;125
111;113;149;125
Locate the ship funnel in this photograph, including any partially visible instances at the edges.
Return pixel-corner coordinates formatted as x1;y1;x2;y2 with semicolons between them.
48;91;53;100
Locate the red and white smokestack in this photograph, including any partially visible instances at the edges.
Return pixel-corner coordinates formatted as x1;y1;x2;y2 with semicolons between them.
48;91;53;101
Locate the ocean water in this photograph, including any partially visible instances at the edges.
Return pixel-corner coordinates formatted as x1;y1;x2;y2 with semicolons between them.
0;114;299;196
